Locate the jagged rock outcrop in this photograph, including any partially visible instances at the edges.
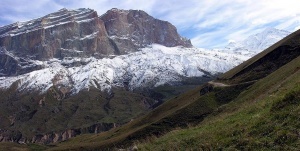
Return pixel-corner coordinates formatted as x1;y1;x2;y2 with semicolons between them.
0;8;115;61
0;123;118;144
0;47;44;76
100;8;192;53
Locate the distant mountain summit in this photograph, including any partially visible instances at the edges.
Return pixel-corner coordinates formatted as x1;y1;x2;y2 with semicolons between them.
100;8;192;53
223;28;290;56
242;27;290;50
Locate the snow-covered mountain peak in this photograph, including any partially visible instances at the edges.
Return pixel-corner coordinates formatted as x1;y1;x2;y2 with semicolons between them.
58;8;69;12
243;27;290;50
221;27;290;56
109;8;130;13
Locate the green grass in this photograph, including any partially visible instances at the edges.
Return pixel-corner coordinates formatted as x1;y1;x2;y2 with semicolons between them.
138;86;300;150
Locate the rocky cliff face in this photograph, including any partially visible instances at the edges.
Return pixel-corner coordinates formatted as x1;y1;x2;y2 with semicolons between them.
0;8;115;60
0;8;192;76
0;8;114;76
100;8;192;53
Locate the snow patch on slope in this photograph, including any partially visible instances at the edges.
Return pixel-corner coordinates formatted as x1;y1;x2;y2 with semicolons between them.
0;44;246;93
0;28;290;94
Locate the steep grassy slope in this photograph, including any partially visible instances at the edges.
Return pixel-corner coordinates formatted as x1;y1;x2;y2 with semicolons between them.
138;55;300;150
44;29;300;150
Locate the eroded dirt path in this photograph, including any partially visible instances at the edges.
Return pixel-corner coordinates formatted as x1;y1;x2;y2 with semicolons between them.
208;81;230;87
208;80;258;88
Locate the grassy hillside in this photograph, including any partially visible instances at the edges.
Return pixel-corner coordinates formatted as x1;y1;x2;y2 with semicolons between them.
138;56;300;150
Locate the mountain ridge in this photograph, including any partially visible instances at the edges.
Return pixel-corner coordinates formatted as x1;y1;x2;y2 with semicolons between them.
0;8;191;77
0;28;290;94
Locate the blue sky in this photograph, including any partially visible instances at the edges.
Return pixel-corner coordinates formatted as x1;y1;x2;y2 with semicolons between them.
1;0;300;48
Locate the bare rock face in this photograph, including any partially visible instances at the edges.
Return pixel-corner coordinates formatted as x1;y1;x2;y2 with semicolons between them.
0;8;192;76
0;8;116;61
0;47;44;76
0;8;192;59
101;8;192;53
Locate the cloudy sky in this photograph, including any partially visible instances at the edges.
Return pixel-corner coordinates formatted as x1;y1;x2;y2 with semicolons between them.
1;0;300;48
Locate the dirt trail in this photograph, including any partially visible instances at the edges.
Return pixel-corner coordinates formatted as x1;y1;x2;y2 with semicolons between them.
208;81;230;87
208;80;258;88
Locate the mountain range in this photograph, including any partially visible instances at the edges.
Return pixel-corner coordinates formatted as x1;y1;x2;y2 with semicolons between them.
0;7;293;147
0;8;289;94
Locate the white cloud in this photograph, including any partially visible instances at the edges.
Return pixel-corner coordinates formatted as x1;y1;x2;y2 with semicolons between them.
186;0;300;47
0;0;300;48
